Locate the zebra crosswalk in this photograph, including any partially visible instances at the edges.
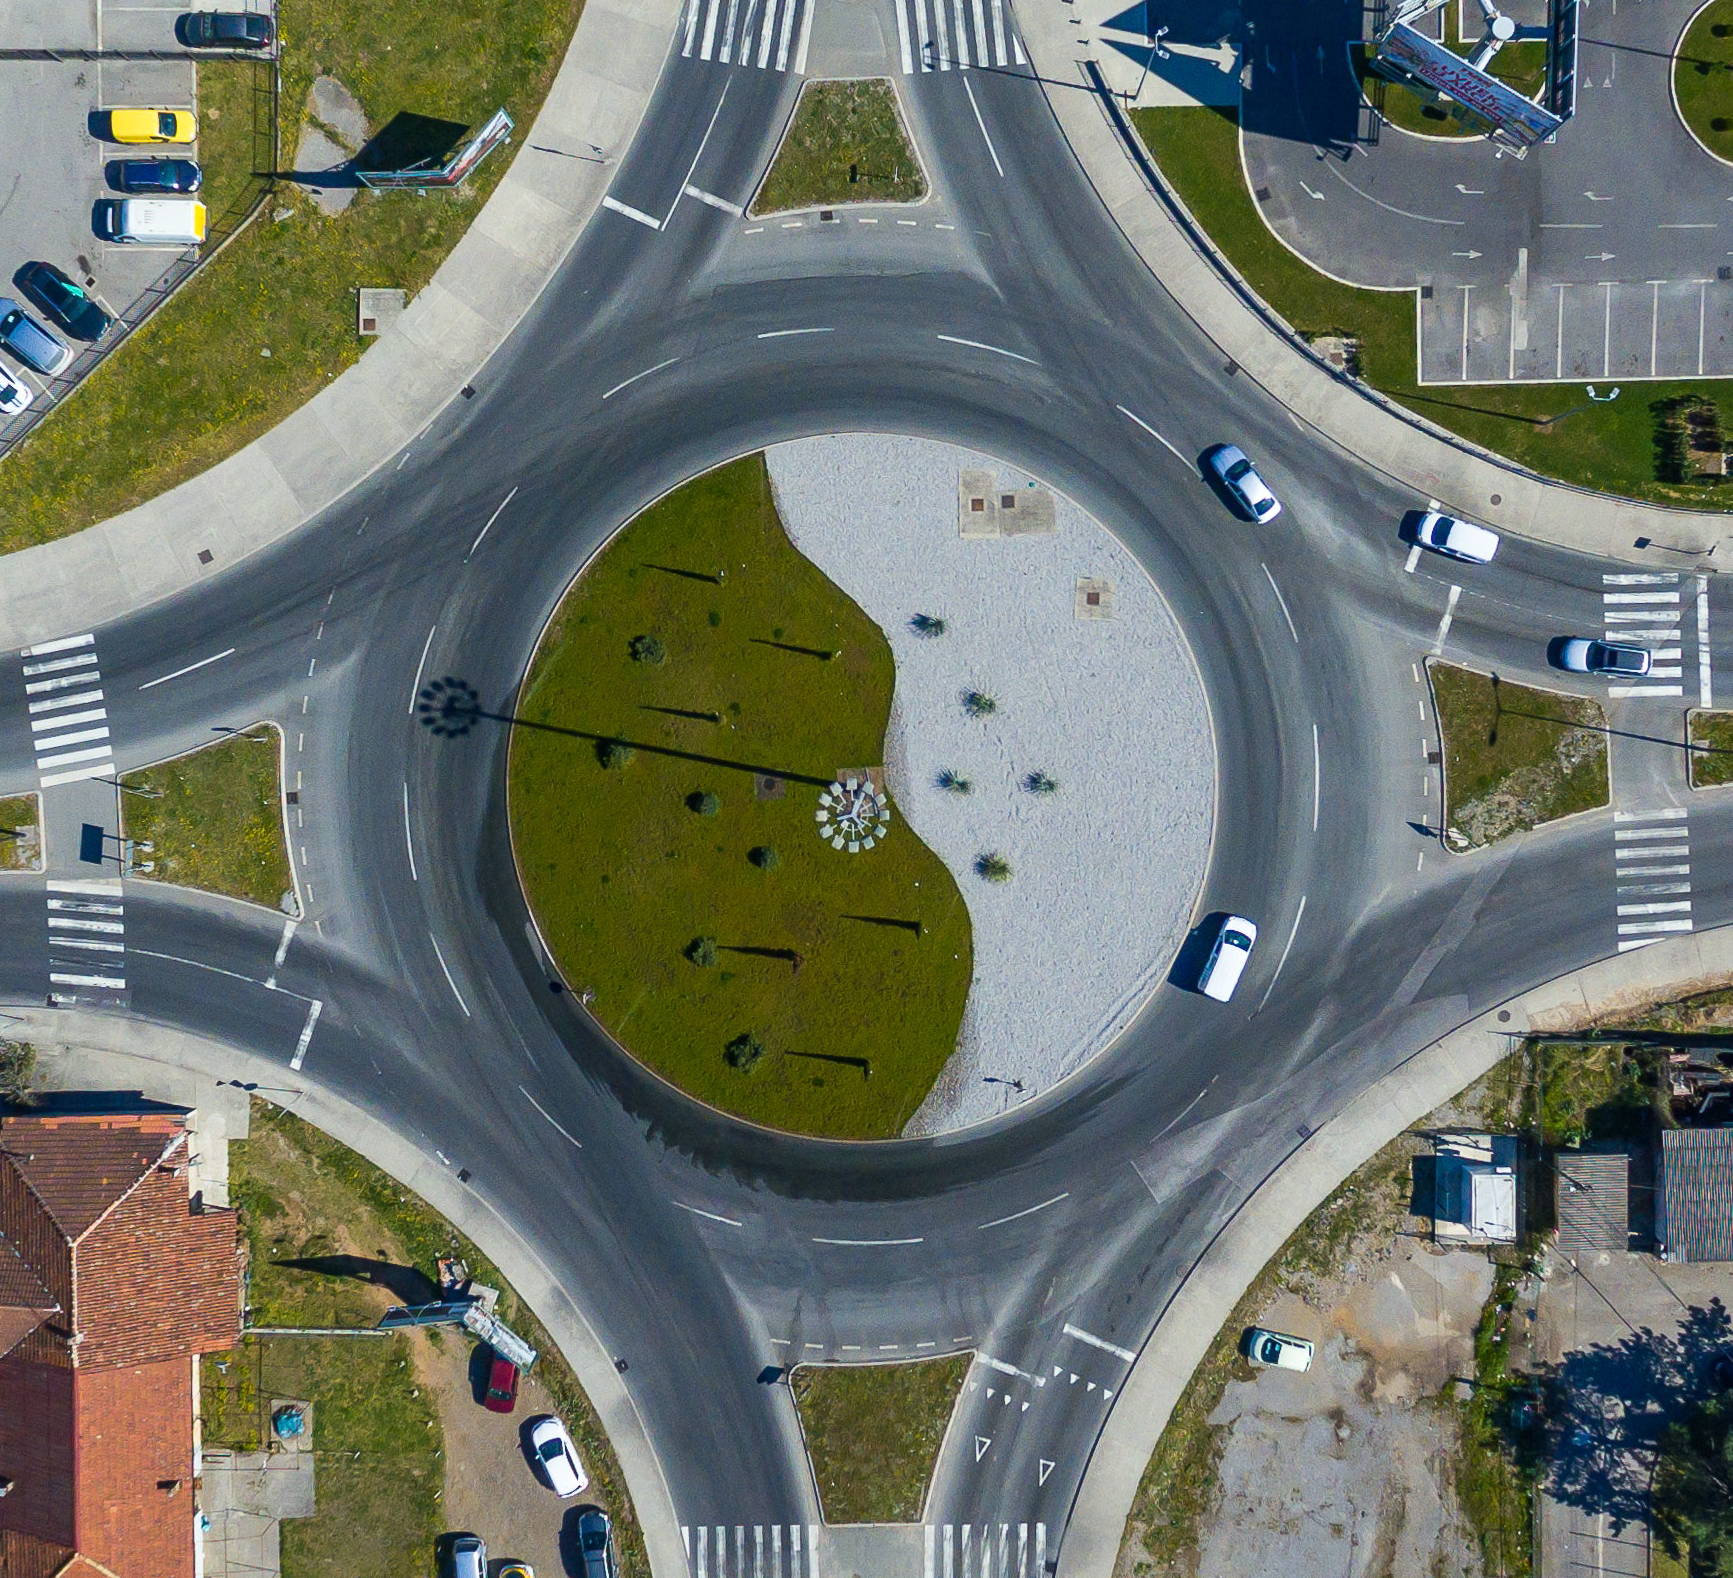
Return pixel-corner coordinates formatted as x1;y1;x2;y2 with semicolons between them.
46;877;127;1001
19;633;116;788
1613;808;1693;953
1599;573;1687;698
926;1522;1047;1578
680;0;814;73
678;1523;1050;1578
895;0;1026;73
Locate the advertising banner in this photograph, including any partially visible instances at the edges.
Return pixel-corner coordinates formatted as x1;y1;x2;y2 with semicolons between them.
1372;23;1563;147
357;108;515;189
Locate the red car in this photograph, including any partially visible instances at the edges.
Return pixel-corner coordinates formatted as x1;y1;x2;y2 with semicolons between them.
484;1353;520;1413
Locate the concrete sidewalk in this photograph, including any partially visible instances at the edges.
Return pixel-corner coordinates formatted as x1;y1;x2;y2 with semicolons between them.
1059;920;1733;1578
1018;6;1733;569
0;0;681;654
18;1014;689;1578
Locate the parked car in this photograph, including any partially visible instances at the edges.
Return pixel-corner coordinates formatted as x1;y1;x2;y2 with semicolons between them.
445;1533;487;1578
1245;1328;1314;1371
106;108;197;144
0;301;71;376
0;365;33;417
118;157;203;194
1412;510;1500;565
1556;638;1652;678
1205;443;1282;520
16;263;112;343
527;1415;588;1497
176;10;275;47
578;1510;618;1578
1196;913;1257;1004
483;1352;520;1413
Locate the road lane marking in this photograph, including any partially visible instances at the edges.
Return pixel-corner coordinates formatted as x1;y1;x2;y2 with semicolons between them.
408;624;437;713
20;633;94;657
1254;893;1307;1013
31;707;106;732
1115;404;1187;463
428;932;472;1018
601;195;663;230
265;917;297;989
466;485;518;560
976;1192;1068;1229
935;333;1039;365
289;998;323;1069
758;327;833;338
1430;584;1462;654
1061;1322;1136;1363
962;75;1003;177
811;1235;924;1245
138;647;235;689
1260;563;1299;643
1403;544;1421;573
601;357;681;400
519;1085;584;1148
402;781;418;881
30;688;103;713
1700;575;1713;708
1311;722;1321;832
684;183;744;215
674;1200;743;1226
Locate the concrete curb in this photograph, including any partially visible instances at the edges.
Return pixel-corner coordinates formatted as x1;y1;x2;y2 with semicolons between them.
1016;13;1733;566
0;0;681;652
1057;925;1733;1578
16;1010;689;1578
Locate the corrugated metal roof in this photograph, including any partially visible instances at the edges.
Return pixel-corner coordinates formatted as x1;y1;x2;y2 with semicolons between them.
1661;1128;1733;1262
1555;1149;1629;1258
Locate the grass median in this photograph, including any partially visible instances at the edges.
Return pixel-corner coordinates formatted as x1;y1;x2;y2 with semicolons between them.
1429;662;1609;847
1690;708;1733;786
791;1356;969;1523
0;795;40;873
753;78;927;215
120;726;294;908
1676;0;1733;163
508;453;971;1139
1130;105;1733;507
0;0;582;551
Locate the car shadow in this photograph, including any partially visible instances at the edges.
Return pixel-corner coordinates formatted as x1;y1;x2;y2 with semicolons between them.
1196;446;1251;520
559;1505;610;1578
1166;912;1230;994
1545;636;1577;670
518;1415;551;1482
467;1339;493;1407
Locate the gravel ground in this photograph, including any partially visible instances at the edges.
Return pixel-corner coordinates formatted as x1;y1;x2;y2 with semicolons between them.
766;436;1213;1135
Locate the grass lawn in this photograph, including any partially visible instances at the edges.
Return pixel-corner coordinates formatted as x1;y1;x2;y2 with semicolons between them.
1130;106;1733;508
1352;46;1477;139
1690;708;1733;785
0;0;582;551
0;794;40;873
121;727;293;909
753;78;927;215
509;454;972;1140
1429;663;1609;846
1676;0;1733;163
207;1100;648;1577
791;1356;969;1523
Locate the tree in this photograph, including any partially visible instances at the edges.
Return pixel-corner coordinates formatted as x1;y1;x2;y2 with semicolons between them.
684;936;718;967
909;614;947;637
936;770;972;794
629;633;666;664
1654;1394;1733;1570
595;739;635;769
687;790;721;815
724;1032;767;1072
0;1042;35;1107
962;690;996;718
975;852;1012;883
747;845;781;870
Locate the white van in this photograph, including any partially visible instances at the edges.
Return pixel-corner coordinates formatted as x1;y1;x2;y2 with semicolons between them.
1197;914;1258;1002
103;198;207;245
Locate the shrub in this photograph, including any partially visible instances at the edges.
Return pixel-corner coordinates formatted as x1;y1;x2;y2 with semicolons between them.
687;790;721;815
1716;117;1733;132
936;770;972;794
1024;771;1058;795
0;1041;34;1107
975;852;1012;883
962;691;997;717
628;633;666;664
685;936;718;967
595;739;635;769
724;1032;767;1072
747;845;781;870
910;614;947;637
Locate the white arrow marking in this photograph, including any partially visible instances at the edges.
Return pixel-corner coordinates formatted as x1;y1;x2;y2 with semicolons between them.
975;1436;992;1462
1299;181;1325;201
1451;250;1483;258
1455;184;1484;194
1585;191;1612;201
1039;1460;1056;1486
1587;251;1616;261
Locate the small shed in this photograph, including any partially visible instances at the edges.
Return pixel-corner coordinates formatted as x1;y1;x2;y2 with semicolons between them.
1659;1127;1733;1262
1433;1132;1520;1244
1555;1148;1630;1261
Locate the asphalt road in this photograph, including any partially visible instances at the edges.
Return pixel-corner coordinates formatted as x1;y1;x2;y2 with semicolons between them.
2;0;1730;1568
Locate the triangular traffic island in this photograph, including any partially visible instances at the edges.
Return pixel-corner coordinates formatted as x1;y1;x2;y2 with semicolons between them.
751;77;929;217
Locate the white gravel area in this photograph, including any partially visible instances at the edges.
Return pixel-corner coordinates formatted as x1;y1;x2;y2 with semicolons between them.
766;436;1214;1135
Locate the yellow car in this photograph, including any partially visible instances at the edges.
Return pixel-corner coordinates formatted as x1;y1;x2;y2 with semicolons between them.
497;1567;534;1578
107;108;197;144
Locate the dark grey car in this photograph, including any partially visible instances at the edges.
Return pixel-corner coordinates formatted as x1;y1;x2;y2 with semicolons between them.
577;1510;618;1578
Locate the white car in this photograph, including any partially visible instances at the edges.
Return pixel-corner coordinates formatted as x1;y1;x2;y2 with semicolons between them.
1197;914;1258;1003
1246;1328;1314;1372
1413;511;1499;565
1557;638;1651;678
0;365;33;416
1205;444;1282;521
528;1414;588;1497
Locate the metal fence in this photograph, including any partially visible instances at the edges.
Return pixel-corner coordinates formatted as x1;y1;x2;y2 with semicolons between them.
0;53;280;463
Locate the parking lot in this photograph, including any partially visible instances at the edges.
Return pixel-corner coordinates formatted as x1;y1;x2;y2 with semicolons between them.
0;0;271;435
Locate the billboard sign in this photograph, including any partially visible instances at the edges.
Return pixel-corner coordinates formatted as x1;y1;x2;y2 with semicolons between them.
1545;0;1580;120
1372;23;1563;147
357;108;515;190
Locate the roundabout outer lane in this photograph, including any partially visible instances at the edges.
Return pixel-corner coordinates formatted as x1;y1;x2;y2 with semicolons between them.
0;34;1725;1574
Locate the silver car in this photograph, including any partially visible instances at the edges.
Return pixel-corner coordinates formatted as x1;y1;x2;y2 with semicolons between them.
1206;444;1282;520
0;300;71;377
1557;638;1650;678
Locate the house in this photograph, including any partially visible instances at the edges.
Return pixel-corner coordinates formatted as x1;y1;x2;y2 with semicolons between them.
1430;1131;1520;1244
0;1106;241;1578
1658;1126;1733;1262
1554;1147;1631;1262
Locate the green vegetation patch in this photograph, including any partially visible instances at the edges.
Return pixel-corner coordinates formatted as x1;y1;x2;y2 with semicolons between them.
791;1355;969;1523
1429;662;1609;847
0;0;582;550
207;1100;648;1576
1676;0;1733;163
121;727;293;909
753;78;927;215
0;794;40;873
1130;106;1733;507
1690;708;1733;786
509;454;972;1139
